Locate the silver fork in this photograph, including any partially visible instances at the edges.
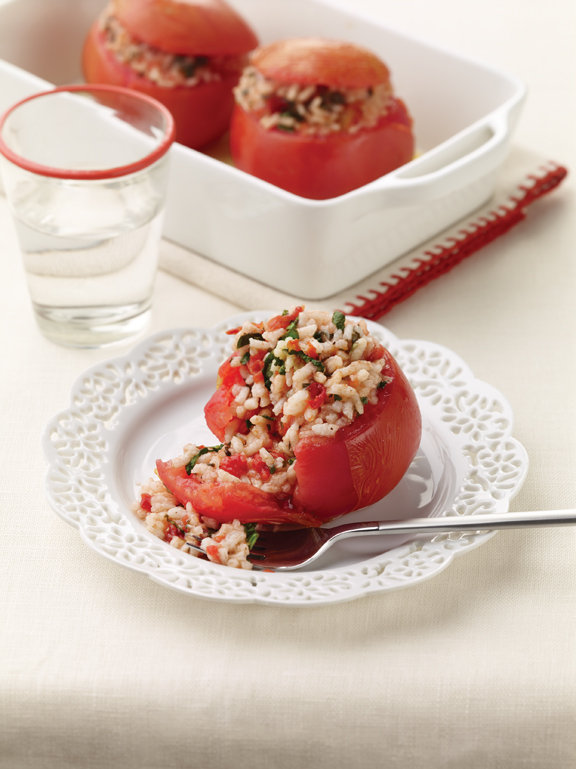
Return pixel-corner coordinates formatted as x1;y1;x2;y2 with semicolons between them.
247;510;576;570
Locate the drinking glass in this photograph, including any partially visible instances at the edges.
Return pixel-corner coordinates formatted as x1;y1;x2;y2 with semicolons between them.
0;84;175;348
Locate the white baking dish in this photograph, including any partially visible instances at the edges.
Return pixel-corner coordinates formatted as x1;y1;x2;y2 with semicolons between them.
0;0;526;299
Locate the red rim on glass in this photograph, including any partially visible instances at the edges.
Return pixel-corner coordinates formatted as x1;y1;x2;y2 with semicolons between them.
0;84;176;180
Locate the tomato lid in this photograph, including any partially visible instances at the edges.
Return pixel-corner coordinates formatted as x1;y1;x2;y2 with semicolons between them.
251;38;392;90
113;0;259;56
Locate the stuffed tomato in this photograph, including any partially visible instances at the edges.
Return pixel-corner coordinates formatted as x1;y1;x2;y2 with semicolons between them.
82;0;258;149
230;38;415;199
154;308;421;529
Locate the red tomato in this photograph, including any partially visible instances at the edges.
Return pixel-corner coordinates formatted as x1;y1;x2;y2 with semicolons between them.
156;460;322;527
114;0;258;56
307;382;326;410
82;0;258;149
292;351;421;521
201;346;420;525
251;38;391;89
230;37;414;199
230;98;414;199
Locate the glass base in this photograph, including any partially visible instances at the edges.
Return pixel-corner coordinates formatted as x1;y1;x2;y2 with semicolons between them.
33;301;152;349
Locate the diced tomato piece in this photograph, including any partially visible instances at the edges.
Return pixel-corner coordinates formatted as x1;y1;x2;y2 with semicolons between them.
226;326;241;335
307;381;326;410
205;544;221;562
287;339;301;352
247;353;265;378
267;306;304;332
306;342;318;359
164;522;183;543
366;345;386;361
140;493;152;512
250;454;271;481
220;453;248;478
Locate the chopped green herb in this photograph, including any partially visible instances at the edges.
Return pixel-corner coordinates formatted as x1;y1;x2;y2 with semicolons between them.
185;445;223;475
332;310;346;331
288;457;297;465
313;331;324;342
282;309;289;316
361;396;368;404
261;414;274;421
351;330;361;344
263;352;286;390
240;351;250;365
280;107;304;122
276;124;295;132
246;419;252;430
377;380;387;389
269;466;276;474
176;55;208;79
237;332;264;349
288;349;325;374
281;320;299;341
332;394;342;401
244;523;259;550
329;91;346;105
165;515;186;535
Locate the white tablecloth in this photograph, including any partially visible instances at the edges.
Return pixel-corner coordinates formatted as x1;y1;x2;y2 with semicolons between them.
1;0;575;767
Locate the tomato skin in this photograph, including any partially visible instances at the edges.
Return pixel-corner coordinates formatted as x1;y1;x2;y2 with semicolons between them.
230;98;414;199
204;355;245;440
156;460;322;527
82;21;245;149
251;38;391;89
292;351;421;522
114;0;258;56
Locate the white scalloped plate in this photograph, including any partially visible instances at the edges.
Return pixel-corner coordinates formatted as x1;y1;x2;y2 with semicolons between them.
42;313;528;606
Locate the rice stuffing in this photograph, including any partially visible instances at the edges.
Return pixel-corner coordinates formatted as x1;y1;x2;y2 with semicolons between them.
234;66;393;135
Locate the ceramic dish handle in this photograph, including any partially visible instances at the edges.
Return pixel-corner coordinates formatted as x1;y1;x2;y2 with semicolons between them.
366;109;512;205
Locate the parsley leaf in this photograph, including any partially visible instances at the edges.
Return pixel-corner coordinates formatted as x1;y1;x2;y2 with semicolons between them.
185;445;223;475
263;352;286;390
281;320;299;341
332;310;346;331
332;394;342;401
288;349;325;374
244;523;259;550
361;396;368;404
377;380;387;390
237;332;264;349
240;351;250;366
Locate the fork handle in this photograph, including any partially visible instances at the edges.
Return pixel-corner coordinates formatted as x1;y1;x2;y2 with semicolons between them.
327;509;576;538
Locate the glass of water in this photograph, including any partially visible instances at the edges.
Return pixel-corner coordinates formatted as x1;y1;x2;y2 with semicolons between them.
0;84;175;348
